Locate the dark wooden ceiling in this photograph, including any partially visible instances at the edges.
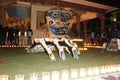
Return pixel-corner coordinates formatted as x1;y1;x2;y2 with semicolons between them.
87;0;120;8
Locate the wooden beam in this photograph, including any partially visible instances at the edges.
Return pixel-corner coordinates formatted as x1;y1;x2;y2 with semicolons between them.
0;0;106;14
19;0;106;14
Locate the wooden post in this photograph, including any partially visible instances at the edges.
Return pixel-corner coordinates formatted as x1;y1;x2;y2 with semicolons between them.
0;6;6;26
97;14;105;32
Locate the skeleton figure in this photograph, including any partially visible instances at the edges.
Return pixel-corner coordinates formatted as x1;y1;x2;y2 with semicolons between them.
27;7;80;61
27;38;80;61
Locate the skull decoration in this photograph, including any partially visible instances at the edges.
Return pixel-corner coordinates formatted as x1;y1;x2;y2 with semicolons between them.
26;7;80;61
45;7;73;38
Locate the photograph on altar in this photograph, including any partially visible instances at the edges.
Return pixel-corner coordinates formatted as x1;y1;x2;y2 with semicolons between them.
36;11;46;30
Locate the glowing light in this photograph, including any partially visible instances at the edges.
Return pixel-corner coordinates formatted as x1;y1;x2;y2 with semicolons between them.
95;46;103;48
19;32;21;36
72;39;83;42
25;32;27;36
61;70;69;80
87;67;93;76
15;74;25;80
84;43;87;46
0;64;119;80
14;45;16;47
117;64;120;71
0;75;9;80
79;68;86;77
111;64;116;72
29;73;38;80
79;48;88;51
105;65;110;73
6;45;9;47
100;66;106;74
70;69;78;79
107;65;112;73
93;66;99;75
2;45;5;47
116;64;120;72
113;18;117;22
42;72;50;80
51;71;60;80
84;48;87;50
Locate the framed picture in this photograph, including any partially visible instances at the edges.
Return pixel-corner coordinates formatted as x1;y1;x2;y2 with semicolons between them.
36;11;46;30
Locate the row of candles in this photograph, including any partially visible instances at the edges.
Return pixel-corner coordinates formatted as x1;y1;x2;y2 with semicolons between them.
84;43;103;48
0;64;120;80
0;39;83;47
0;45;30;48
0;44;87;51
0;45;87;50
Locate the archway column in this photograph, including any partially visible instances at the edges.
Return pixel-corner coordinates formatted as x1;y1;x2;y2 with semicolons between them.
97;14;105;32
100;18;105;32
76;15;80;38
82;20;89;42
0;6;6;26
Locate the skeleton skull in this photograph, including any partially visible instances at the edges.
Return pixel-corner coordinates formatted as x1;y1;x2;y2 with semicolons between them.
46;7;73;38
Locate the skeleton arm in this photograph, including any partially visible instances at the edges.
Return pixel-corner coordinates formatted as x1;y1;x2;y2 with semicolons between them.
34;38;56;61
62;38;80;59
53;38;68;60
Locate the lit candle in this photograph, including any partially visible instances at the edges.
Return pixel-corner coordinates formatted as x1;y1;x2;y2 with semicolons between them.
51;71;60;80
118;64;120;71
61;70;69;80
42;72;50;80
105;65;111;73
29;73;38;80
0;75;9;80
100;65;106;74
79;68;86;77
15;74;24;80
93;66;99;75
87;67;93;76
71;69;78;79
25;32;27;37
111;64;116;72
19;32;21;36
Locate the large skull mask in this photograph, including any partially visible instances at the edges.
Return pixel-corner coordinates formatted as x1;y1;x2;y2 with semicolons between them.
46;7;73;38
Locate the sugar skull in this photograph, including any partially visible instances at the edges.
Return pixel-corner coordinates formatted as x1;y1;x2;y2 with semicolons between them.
45;7;73;38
